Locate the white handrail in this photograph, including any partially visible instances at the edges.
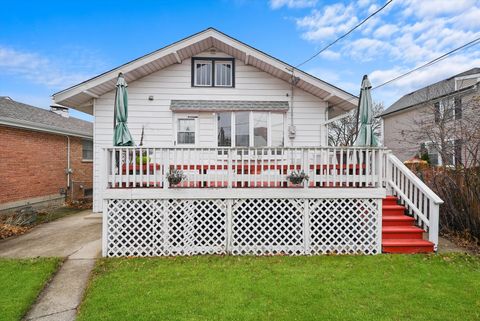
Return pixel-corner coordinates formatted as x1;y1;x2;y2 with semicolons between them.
104;146;386;190
385;152;443;250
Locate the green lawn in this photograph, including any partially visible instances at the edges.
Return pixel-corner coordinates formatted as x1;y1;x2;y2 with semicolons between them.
78;254;480;321
0;258;61;321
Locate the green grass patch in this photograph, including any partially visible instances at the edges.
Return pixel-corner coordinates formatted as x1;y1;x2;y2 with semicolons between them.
0;258;61;321
78;254;480;321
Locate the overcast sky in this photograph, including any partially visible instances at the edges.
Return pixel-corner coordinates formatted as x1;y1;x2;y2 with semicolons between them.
1;0;479;121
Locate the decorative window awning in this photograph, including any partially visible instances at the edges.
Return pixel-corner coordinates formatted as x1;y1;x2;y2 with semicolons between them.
170;100;289;112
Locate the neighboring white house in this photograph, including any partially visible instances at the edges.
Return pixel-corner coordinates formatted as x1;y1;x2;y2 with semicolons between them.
53;28;442;257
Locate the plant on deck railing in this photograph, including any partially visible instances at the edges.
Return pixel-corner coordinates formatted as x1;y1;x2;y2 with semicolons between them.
135;152;150;165
167;169;186;186
287;170;309;185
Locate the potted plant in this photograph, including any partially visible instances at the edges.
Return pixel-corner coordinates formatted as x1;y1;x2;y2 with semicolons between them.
135;152;150;165
287;170;309;185
167;169;186;186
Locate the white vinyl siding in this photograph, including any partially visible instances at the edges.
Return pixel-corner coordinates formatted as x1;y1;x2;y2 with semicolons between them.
92;51;328;211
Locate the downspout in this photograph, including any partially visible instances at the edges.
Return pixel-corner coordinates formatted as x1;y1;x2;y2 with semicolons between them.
63;135;72;196
288;68;300;146
324;102;330;146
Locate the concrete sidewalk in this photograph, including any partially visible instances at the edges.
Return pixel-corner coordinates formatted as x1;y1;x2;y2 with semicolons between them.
0;210;102;321
0;209;101;258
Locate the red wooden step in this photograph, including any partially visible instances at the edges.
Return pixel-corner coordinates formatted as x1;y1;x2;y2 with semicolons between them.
382;226;424;239
383;196;398;206
382;239;434;253
382;205;406;216
382;215;415;227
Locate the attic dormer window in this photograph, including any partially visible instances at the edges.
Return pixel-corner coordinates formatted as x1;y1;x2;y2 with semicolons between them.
192;58;234;87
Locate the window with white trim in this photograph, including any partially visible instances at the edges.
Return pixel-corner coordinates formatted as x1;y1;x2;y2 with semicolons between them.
215;61;233;87
177;118;196;145
82;139;93;161
194;60;212;86
216;111;285;148
192;58;234;87
421;140;462;166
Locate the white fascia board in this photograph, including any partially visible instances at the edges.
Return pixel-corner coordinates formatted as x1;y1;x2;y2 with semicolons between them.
53;29;356;107
104;187;386;200
53;30;214;104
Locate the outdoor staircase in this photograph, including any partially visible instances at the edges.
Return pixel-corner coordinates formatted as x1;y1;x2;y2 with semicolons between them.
382;195;435;253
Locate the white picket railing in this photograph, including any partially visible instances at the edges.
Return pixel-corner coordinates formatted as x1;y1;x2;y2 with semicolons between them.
384;152;443;249
105;147;386;190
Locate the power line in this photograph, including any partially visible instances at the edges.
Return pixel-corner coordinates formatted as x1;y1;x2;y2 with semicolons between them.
372;36;480;90
325;35;480;111
295;0;394;68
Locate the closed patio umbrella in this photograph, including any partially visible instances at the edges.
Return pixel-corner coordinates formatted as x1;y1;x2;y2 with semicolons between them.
354;75;378;147
113;73;134;146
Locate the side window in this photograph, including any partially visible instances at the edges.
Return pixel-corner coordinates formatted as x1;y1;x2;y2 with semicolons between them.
177;118;196;145
425;142;439;166
82;139;93;161
454;97;462;120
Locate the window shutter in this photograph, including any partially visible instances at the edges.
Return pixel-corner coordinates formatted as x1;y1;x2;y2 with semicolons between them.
434;102;441;123
454;97;462;120
454;139;463;166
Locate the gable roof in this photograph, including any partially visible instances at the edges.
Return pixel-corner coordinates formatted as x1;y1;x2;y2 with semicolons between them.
381;68;480;118
52;28;357;115
0;97;93;138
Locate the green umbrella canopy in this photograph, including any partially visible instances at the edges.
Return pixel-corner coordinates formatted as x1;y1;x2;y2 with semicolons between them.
113;73;134;146
354;75;378;147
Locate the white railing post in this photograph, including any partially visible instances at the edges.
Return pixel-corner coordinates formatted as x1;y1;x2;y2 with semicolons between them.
228;148;233;189
303;148;309;189
429;203;440;251
163;149;169;189
303;198;310;254
226;199;233;253
376;198;383;254
103;148;110;190
376;149;383;188
102;199;108;257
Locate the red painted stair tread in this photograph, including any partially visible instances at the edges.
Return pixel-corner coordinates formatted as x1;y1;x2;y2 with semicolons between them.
382;195;434;253
382;216;415;226
382;239;435;253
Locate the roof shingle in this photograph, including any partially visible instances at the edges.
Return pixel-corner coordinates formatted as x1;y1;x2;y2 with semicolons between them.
381;68;480;117
170;100;289;111
0;97;92;138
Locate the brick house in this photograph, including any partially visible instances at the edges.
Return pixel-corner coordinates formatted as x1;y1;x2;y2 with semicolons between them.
0;96;93;213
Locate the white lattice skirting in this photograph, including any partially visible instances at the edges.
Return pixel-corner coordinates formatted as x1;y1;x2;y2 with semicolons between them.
104;197;381;257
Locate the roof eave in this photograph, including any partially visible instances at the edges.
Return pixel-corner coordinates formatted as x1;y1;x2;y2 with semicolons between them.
0;117;93;139
53;28;357;111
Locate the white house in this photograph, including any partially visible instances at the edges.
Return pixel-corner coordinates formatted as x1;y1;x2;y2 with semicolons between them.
53;28;442;257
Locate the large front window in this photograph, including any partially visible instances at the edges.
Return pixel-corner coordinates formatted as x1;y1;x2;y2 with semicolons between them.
235;112;250;147
217;112;232;147
216;111;284;147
